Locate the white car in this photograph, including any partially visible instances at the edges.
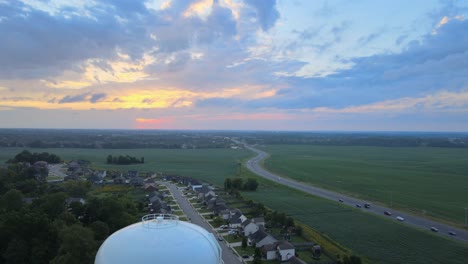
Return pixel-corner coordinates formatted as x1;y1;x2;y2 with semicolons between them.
396;216;404;221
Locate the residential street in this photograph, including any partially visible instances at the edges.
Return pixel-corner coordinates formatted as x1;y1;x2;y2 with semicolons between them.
164;183;243;264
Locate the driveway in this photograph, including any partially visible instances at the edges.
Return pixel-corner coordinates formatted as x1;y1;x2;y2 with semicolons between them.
164;183;243;264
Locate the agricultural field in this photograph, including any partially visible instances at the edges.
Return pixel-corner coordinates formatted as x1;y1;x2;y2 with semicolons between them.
262;145;468;226
241;173;468;264
0;147;250;186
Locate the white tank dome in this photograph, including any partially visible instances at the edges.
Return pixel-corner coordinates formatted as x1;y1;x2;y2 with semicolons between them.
95;214;223;264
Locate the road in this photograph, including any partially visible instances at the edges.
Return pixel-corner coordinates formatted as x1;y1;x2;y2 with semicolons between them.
241;143;468;244
164;183;243;264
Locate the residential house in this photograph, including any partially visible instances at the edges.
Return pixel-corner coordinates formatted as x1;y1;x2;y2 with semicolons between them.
248;230;277;248
129;176;144;187
277;241;295;261
252;217;265;227
127;170;139;178
188;179;202;191
113;174;127;184
196;185;215;200
261;244;277;260
241;219;259;236
144;184;159;192
228;209;247;228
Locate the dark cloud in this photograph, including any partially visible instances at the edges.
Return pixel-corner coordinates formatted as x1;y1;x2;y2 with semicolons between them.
90;93;107;103
59;93;89;104
244;0;280;31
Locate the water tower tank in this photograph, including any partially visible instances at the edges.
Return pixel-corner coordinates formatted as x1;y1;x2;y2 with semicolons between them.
95;214;223;264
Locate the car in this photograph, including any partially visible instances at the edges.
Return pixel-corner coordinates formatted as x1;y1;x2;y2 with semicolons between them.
448;231;457;236
396;216;404;221
242;255;249;259
384;211;392;216
356;204;362;208
217;237;223;241
338;199;344;202
219;225;228;229
228;230;237;235
364;203;371;208
430;227;439;232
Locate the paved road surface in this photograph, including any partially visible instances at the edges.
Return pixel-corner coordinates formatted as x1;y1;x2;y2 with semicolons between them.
164;183;243;264
241;143;468;244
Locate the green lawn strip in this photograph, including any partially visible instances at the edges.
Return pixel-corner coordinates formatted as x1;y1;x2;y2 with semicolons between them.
241;177;468;264
224;234;243;243
235;246;255;257
262;145;468;226
46;175;62;181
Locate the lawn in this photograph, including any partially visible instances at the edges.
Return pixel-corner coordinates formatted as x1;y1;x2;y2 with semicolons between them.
263;145;468;226
0;147;251;186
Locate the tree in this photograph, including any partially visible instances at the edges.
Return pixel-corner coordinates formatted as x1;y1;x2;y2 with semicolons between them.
241;236;247;248
286;217;295;228
0;189;24;211
106;155;113;164
296;225;303;236
224;178;232;190
244;178;259;191
51;224;97;264
89;221;110;241
2;237;29;264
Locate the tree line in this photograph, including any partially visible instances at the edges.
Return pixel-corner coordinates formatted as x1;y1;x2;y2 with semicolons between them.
106;155;144;165
8;149;62;164
224;177;259;191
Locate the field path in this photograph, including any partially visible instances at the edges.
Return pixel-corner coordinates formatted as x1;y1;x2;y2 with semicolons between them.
240;142;468;244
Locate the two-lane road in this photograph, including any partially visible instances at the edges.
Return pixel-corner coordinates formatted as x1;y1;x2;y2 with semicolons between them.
242;143;468;244
164;182;243;264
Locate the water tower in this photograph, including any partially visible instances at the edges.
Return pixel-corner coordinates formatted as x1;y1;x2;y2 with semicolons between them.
95;214;223;264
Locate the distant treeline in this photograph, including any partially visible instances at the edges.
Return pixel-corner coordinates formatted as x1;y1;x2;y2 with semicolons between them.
224;177;258;191
106;155;144;165
0;129;232;149
8;149;62;164
242;133;468;148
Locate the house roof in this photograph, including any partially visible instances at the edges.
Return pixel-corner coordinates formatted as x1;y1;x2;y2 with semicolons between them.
241;219;252;228
277;241;295;250
248;230;270;242
196;185;212;194
252;217;265;224
261;243;276;253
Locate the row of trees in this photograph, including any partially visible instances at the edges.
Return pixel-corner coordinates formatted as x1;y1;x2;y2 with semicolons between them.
224;177;259;191
8;149;61;164
106;155;144;165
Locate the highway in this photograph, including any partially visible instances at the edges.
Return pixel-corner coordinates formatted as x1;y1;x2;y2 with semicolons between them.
241;143;468;244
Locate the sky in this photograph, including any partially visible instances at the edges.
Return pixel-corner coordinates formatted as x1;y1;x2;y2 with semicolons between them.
0;0;468;131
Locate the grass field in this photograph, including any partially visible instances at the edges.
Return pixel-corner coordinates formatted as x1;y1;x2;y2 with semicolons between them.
262;145;468;226
0;147;251;186
240;170;468;264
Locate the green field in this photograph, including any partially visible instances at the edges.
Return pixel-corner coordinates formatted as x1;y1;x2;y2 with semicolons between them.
241;175;468;264
262;145;468;226
0;147;250;186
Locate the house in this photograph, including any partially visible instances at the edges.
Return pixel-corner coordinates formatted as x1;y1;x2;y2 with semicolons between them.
127;170;139;178
88;171;105;184
248;230;277;248
144;184;159;192
113;174;127;184
261;244;277;260
188;179;203;191
252;217;265;227
129;176;144;186
66;197;86;205
228;209;247;228
241;219;259;236
196;185;215;200
277;241;295;261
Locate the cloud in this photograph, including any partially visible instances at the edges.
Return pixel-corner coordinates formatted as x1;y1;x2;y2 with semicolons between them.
134;117;174;129
244;0;280;31
89;93;106;103
58;93;90;104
